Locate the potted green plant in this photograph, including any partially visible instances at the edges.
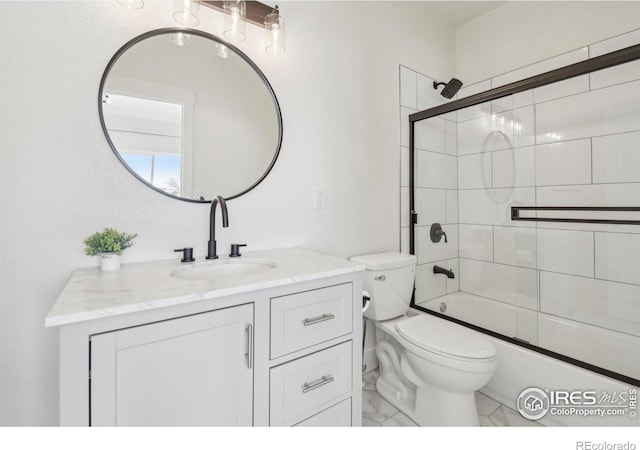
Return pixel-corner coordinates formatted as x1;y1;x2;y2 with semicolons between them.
84;228;137;271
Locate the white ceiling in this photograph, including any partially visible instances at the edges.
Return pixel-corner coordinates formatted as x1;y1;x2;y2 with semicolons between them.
425;1;507;27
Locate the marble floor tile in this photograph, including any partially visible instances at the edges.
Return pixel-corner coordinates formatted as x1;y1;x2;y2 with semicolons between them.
489;405;542;427
382;411;418;427
362;389;399;423
478;415;496;427
475;391;501;416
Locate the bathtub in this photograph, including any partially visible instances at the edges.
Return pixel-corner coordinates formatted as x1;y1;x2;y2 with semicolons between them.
364;292;639;426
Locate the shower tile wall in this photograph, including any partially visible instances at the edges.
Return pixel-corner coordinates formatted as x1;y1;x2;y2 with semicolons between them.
400;66;459;301
400;29;640;380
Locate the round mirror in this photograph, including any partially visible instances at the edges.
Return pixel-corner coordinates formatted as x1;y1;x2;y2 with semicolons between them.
99;28;282;202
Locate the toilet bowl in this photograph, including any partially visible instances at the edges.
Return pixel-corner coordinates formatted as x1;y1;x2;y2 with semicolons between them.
350;252;497;426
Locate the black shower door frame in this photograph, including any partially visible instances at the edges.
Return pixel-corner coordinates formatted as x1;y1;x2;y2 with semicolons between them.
408;43;640;387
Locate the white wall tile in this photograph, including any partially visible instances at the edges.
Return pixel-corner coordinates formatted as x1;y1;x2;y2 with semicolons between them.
414;188;446;226
417;224;458;264
459;187;535;227
446;258;459;293
513;90;534;108
492;95;512;114
460;258;538;310
459;224;493;262
595;232;640;286
540;271;640;337
400;227;409;254
445;120;457;155
516;307;538;344
400;187;409;227
458;111;515;156
458;153;491;189
400;66;417;109
491;47;589;88
493;146;535;188
592;131;640;184
400;145;410;187
416;150;457;189
415;117;445;152
536;183;640;207
533;75;589;104
415;262;446;303
537;228;594;277
536;80;640;144
456;80;492;122
513;106;535;148
535;139;592;186
400;106;415;147
591;60;640;90
494;226;537;269
446;189;458;224
538;313;640;380
590;29;640;90
590;29;640;56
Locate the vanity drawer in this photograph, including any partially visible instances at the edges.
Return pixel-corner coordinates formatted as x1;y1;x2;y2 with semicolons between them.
270;283;353;358
292;398;351;427
270;342;352;426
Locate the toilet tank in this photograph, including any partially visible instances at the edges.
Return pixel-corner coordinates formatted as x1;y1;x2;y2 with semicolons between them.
350;253;417;321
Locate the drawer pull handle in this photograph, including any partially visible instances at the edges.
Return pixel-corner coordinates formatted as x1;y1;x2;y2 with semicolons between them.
303;313;335;326
302;375;334;393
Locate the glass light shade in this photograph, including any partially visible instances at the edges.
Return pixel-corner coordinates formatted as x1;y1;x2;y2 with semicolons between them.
116;0;144;9
264;12;285;56
173;0;200;27
223;0;246;43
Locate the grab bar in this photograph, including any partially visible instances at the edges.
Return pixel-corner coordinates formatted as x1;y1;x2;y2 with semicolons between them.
511;206;640;225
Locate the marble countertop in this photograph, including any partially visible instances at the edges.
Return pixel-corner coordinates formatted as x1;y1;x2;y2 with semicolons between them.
46;247;364;327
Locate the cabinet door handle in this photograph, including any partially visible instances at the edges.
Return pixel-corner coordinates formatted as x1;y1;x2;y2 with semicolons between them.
245;324;253;369
303;313;335;326
302;375;334;393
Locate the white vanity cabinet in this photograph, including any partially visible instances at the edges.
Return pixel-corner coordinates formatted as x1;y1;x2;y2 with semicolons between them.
90;304;254;426
47;248;364;427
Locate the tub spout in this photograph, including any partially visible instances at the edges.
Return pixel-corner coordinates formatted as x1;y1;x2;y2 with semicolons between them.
433;265;455;279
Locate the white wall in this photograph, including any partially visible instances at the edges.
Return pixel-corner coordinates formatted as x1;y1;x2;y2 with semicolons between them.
0;1;455;425
456;1;640;84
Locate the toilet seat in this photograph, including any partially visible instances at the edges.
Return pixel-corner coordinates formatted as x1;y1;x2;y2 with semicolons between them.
395;314;496;361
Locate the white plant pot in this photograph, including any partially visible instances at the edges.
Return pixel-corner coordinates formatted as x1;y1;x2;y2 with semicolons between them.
101;253;121;271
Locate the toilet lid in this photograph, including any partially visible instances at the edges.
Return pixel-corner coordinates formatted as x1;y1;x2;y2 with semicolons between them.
396;315;496;359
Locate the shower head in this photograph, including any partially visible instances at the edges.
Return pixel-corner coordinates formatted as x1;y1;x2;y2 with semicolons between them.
433;78;463;99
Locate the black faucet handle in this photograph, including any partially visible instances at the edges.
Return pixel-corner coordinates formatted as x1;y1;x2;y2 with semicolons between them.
229;244;247;258
174;247;195;263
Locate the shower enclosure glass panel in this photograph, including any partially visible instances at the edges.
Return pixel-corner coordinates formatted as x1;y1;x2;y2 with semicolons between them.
408;43;640;384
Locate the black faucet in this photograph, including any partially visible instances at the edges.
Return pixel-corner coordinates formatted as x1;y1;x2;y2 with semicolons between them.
433;265;455;279
206;195;229;259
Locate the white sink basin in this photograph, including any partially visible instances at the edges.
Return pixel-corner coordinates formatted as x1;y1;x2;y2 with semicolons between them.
170;259;277;281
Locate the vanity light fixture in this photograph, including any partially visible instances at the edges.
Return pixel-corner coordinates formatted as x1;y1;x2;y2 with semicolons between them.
223;0;247;43
201;1;286;56
264;6;284;56
173;0;200;27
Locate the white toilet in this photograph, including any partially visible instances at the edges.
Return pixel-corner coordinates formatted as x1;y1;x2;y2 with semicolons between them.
351;252;497;426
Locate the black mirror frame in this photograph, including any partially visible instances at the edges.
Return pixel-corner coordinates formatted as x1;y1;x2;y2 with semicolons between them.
98;27;283;203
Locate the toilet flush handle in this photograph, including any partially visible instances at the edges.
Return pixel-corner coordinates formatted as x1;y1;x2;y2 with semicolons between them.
374;275;386;281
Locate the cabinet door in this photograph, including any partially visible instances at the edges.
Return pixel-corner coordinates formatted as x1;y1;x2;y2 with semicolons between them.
90;304;253;426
